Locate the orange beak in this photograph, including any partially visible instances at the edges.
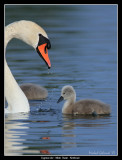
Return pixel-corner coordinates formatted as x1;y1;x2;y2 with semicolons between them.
37;43;51;69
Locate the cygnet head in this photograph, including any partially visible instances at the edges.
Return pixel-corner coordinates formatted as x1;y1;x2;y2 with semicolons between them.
57;85;76;103
6;20;51;68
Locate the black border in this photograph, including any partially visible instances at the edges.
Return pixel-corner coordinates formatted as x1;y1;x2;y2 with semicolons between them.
2;1;119;159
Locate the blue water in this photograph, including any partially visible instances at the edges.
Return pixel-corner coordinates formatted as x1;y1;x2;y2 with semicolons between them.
5;5;117;156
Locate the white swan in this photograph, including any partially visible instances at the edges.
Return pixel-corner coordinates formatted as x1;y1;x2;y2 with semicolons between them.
57;85;111;115
5;20;51;113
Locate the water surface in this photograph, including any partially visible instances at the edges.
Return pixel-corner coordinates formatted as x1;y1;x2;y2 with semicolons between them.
5;5;117;156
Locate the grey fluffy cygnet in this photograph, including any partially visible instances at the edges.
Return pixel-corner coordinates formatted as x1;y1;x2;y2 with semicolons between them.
57;85;111;115
20;83;48;100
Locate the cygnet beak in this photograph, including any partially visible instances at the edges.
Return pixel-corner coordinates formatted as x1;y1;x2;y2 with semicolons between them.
57;96;64;103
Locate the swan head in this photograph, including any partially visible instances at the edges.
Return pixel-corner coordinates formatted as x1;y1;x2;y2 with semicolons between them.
36;33;51;69
12;20;51;68
57;85;76;103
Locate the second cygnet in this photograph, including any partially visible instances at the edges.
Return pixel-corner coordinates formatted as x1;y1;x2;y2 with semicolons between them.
57;85;110;115
20;83;48;100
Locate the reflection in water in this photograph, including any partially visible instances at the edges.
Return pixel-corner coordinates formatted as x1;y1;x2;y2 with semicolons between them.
4;112;53;155
4;113;29;156
61;115;111;150
62;117;76;149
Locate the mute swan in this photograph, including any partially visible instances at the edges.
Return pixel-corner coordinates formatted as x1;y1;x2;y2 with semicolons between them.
5;20;51;113
57;85;111;115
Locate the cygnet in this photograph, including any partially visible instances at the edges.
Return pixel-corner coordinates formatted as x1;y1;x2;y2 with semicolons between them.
57;85;110;115
20;83;48;100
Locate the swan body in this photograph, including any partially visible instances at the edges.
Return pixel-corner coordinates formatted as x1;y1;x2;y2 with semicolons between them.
57;85;111;115
5;20;51;113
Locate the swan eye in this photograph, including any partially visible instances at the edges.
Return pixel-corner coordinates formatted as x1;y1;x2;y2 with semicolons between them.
38;34;51;49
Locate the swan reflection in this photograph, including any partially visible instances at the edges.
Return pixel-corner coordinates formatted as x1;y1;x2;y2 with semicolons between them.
4;113;29;156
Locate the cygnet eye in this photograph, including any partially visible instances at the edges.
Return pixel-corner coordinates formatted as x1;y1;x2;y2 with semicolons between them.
63;92;65;95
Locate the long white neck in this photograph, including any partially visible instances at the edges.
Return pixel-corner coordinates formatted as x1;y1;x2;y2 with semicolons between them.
5;22;30;113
